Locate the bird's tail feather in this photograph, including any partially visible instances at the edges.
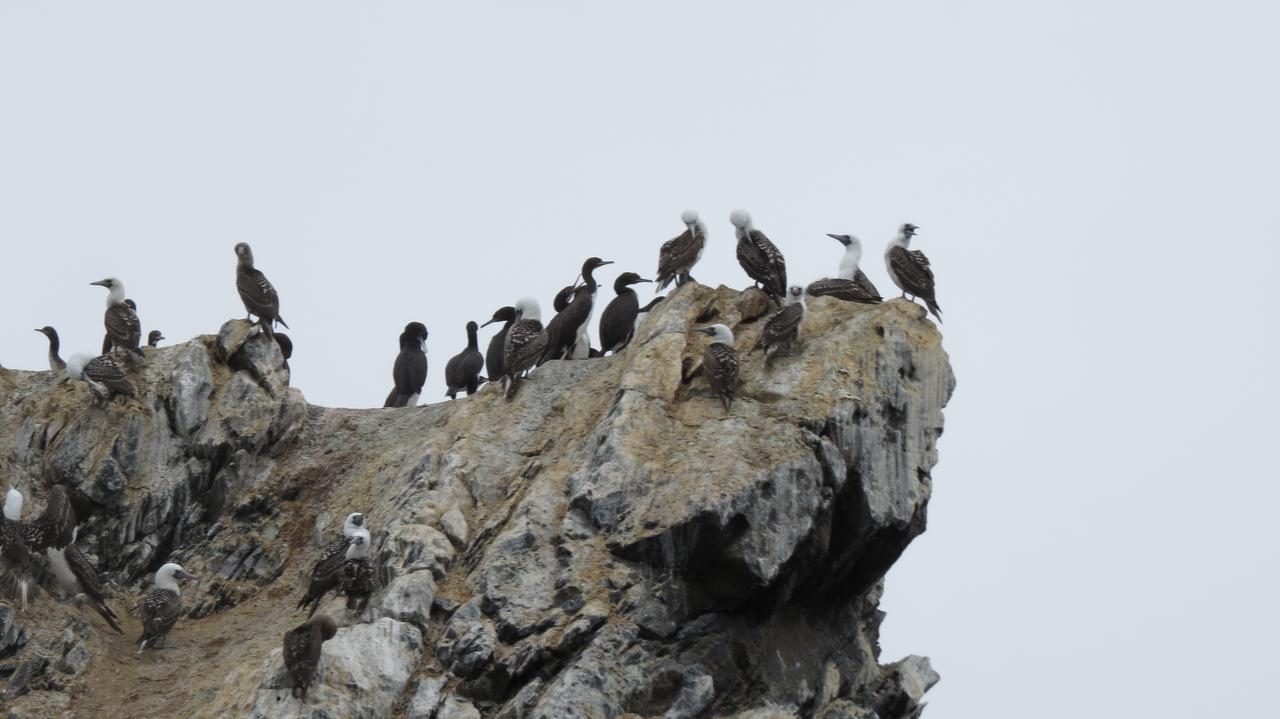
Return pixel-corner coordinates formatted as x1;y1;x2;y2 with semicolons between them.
926;298;942;323
95;601;123;634
276;316;289;329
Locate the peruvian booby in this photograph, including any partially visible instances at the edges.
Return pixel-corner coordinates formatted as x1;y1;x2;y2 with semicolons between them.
655;210;707;291
444;321;485;399
101;299;138;354
234;242;289;337
35;327;66;371
692;324;740;412
730;210;788;305
137;562;198;651
884;224;941;322
297;512;365;617
384;322;429;408
542;258;613;362
0;511;35;611
68;353;135;406
481;306;517;384
283;614;338;699
599;272;654;355
752;285;807;367
8;485;76;553
338;528;374;612
806;234;883;304
45;526;123;633
502;298;547;400
147;329;165;347
90;280;144;358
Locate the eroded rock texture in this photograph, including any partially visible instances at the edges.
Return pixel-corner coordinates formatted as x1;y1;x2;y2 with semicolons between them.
0;286;952;718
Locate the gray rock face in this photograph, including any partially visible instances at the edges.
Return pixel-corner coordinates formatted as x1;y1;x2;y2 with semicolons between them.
0;288;951;719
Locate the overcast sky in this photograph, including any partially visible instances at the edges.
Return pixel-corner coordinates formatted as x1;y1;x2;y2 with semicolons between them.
2;3;1277;716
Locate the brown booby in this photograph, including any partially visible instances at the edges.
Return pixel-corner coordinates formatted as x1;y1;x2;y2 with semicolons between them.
297;512;366;617
68;353;135;406
35;327;67;371
45;526;123;633
234;242;289;337
730;210;787;305
655;210;706;291
338;529;374;612
283;614;338;699
752;285;807;367
137;562;198;651
481;306;517;386
502;298;547;400
384;322;429;408
807;234;883;304
884;224;941;321
90;280;144;358
599;272;654;355
444;321;485;399
692;324;740;412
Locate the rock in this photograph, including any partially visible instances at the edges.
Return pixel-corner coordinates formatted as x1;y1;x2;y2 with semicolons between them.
379;570;437;627
441;507;469;548
169;342;214;437
406;676;446;719
436;598;497;678
0;604;28;658
663;671;715;719
378;523;455;581
439;696;482;719
55;639;92;676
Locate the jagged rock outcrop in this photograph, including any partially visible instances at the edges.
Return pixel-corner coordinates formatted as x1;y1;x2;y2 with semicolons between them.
0;285;953;718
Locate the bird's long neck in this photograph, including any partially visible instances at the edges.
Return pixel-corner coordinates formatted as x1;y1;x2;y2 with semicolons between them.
467;326;479;350
106;285;126;306
581;266;600;293
3;492;21;521
838;244;863;280
156;573;180;594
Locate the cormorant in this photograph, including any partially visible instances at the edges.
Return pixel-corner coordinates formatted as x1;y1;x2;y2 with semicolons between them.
35;326;66;371
481;306;517;385
147;329;165;347
543;257;612;362
655;210;706;291
384;322;428;408
729;210;787;305
884;224;941;322
234;242;289;337
599;272;653;355
445;321;485;399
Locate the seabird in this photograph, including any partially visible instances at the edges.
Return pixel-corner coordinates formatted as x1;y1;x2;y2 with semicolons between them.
884;224;941;321
275;333;293;374
729;210;787;305
297;512;366;617
137;562;198;651
599;272;654;355
552;285;577;314
481;306;517;384
147;329;165;347
35;327;66;371
68;353;135;406
543;257;613;362
283;614;338;699
502;298;547;400
383;322;429;408
338;529;374;612
90;279;144;358
444;321;485;399
8;485;76;553
45;526;123;633
634;296;664;333
234;242;289;337
752;285;807;367
101;299;138;354
655;210;706;291
692;324;740;412
807;234;883;304
0;511;35;611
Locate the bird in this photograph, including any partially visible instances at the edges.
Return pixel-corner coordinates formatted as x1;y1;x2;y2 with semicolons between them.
67;353;135;406
730;210;787;305
543;258;613;362
502;298;548;400
551;285;577;314
7;485;76;553
752;285;807;367
275;333;294;374
884;224;941;322
481;306;517;384
655;210;707;291
283;614;338;700
599;272;654;355
137;562;198;651
0;511;36;611
383;322;429;408
90;279;144;359
101;299;138;354
444;321;485;399
234;242;289;337
297;512;366;618
147;330;165;348
34;326;66;371
634;296;664;333
45;526;123;633
691;324;740;412
338;529;374;612
806;234;883;304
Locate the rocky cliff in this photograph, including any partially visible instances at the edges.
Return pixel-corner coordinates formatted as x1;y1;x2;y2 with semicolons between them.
0;284;953;719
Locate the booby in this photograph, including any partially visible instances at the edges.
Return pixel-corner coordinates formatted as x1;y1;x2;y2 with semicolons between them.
0;511;35;611
338;528;374;611
481;306;517;384
655;210;706;291
234;242;289;337
729;210;788;304
35;327;66;371
752;285;807;367
45;526;123;633
543;258;613;362
444;321;485;399
8;485;76;552
101;299;138;354
68;353;135;406
297;512;366;617
807;234;883;304
502;298;548;400
275;333;293;374
90;279;144;358
137;562;198;651
692;324;740;412
884;224;941;321
383;322;429;408
283;614;338;699
599;272;654;355
147;329;165;347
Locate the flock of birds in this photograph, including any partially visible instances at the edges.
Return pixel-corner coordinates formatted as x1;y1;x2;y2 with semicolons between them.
0;209;942;701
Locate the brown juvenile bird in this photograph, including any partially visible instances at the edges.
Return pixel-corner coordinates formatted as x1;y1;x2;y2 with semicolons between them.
283;614;338;699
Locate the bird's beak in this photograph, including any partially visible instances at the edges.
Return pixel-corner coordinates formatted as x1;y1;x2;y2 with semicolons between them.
826;233;841;240
636;278;653;284
33;328;43;333
175;570;198;582
89;280;109;287
693;327;714;336
481;318;498;327
600;260;615;266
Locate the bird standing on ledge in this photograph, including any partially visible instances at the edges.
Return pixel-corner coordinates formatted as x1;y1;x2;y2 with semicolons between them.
235;242;289;337
884;224;941;322
90;279;143;358
655;210;706;291
807;234;882;304
730;210;787;305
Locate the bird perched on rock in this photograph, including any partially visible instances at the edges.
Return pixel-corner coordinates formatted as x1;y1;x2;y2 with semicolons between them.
503;298;547;400
101;299;138;354
481;306;517;384
656;210;706;291
45;526;122;633
338;529;374;612
599;272;653;355
234;242;289;337
753;286;807;367
0;511;36;611
34;326;66;371
90;279;143;358
67;353;135;406
147;330;165;347
730;210;787;305
551;285;577;314
137;562;198;651
6;485;76;553
445;321;485;399
297;512;366;617
543;258;613;362
692;324;739;412
283;614;338;700
807;234;882;304
274;333;293;375
884;224;941;322
384;322;429;408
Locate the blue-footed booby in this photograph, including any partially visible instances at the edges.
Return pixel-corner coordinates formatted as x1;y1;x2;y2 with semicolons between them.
68;353;135;406
807;234;883;304
692;324;740;412
90;280;143;358
339;528;374;611
45;526;123;633
297;512;365;617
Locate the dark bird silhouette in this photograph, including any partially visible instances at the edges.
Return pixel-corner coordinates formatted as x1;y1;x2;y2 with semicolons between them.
147;329;165;347
481;306;517;384
445;321;485;399
599;272;653;355
234;242;289;337
101;299;138;354
730;210;787;305
384;322;428;408
283;614;338;699
656;210;706;291
35;326;66;371
137;562;198;651
884;224;941;322
543;257;613;362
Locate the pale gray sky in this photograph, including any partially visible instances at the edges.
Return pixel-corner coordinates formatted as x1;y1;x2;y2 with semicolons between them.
2;3;1277;716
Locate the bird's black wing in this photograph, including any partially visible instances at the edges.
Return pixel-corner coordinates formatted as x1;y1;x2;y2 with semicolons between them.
757;303;804;350
599;292;639;354
485;329;508;381
283;624;324;697
0;516;37;609
404;350;427;396
237;267;281;321
888;246;936;299
297;535;349;616
67;545;122;633
28;486;76;551
104;304;142;351
806;278;882;305
737;230;787;299
340;557;376;609
656;228;704;290
84;355;135;397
